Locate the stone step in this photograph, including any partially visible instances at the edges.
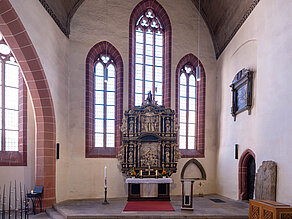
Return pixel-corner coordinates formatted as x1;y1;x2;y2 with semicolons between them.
46;208;66;219
46;215;248;219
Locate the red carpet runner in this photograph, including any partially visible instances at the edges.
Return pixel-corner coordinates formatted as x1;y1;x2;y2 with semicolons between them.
123;201;175;211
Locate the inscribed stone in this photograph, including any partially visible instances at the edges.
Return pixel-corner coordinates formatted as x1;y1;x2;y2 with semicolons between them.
255;161;277;201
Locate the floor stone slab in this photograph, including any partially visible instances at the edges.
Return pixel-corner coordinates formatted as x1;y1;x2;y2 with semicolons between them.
31;195;249;219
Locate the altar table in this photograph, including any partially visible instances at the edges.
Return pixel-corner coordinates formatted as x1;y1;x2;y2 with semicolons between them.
126;178;173;201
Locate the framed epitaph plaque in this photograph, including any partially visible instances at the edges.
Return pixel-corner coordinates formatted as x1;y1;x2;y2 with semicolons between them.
230;68;253;121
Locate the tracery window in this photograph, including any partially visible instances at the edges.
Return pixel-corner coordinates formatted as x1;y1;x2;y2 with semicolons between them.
0;33;20;152
86;41;123;158
176;54;205;158
95;55;116;148
179;65;196;150
135;9;163;106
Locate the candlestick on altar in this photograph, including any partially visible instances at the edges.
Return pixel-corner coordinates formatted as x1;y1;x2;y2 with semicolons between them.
102;187;109;205
155;169;158;178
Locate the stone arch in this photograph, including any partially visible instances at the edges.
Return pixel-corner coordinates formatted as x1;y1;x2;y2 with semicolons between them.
0;0;56;208
238;149;255;200
181;158;206;180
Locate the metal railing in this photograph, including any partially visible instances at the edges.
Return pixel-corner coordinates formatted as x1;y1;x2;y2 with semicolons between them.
0;181;29;219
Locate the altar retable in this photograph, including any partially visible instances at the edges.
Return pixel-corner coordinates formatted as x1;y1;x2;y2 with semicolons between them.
118;92;181;201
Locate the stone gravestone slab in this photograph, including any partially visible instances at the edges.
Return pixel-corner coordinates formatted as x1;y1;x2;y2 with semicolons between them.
255;161;277;200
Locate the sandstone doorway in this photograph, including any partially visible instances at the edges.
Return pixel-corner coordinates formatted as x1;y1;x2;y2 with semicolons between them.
238;149;255;200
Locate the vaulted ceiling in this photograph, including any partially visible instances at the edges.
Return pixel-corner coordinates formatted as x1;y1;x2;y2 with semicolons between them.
191;0;260;58
39;0;260;58
39;0;84;36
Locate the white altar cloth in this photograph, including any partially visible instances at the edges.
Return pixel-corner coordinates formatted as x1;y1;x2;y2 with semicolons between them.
125;178;173;184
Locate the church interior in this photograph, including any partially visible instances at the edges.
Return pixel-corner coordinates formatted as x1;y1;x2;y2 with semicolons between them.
0;0;292;218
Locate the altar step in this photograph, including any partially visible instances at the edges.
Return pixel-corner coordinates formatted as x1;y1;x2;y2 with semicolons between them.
46;207;66;219
38;195;249;219
45;208;249;219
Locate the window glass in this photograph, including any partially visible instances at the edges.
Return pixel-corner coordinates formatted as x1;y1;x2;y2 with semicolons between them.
106;134;115;148
179;65;197;150
5;130;18;151
135;9;164;105
94;56;116;148
0;34;20;152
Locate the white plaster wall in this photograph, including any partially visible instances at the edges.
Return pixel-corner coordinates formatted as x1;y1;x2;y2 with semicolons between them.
217;0;292;205
68;0;217;200
0;96;35;192
9;0;70;202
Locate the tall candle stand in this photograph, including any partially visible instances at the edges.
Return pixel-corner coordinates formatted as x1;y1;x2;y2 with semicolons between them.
103;166;109;205
102;186;109;205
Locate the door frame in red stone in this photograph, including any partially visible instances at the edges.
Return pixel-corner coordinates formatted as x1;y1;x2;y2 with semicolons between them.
238;149;255;200
0;0;56;208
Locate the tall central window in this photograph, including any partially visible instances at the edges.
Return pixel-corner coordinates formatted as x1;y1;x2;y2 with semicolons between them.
95;56;115;148
179;65;196;150
135;9;163;106
0;33;19;152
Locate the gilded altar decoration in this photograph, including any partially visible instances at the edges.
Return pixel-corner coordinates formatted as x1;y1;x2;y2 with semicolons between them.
118;92;181;177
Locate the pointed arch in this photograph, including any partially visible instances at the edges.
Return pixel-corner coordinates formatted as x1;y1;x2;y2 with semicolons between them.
181;158;206;180
85;41;123;157
175;54;206;157
0;0;56;208
129;0;172;108
238;149;256;200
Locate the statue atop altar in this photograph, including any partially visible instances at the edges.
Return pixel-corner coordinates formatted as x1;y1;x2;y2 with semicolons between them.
118;92;181;178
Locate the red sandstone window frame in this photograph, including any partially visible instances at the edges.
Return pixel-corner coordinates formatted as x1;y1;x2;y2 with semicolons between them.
0;36;27;166
176;54;206;158
85;42;123;158
129;0;172;108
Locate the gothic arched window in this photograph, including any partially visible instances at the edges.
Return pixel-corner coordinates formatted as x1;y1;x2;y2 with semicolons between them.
86;42;123;158
134;9;163;106
179;65;196;150
0;34;20;151
129;0;171;108
0;32;27;165
176;54;206;158
95;56;116;148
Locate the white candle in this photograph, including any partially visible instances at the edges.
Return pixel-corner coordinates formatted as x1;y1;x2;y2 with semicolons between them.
104;166;107;188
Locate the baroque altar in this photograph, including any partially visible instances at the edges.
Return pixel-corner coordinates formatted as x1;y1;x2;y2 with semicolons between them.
118;92;181;177
118;92;181;200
